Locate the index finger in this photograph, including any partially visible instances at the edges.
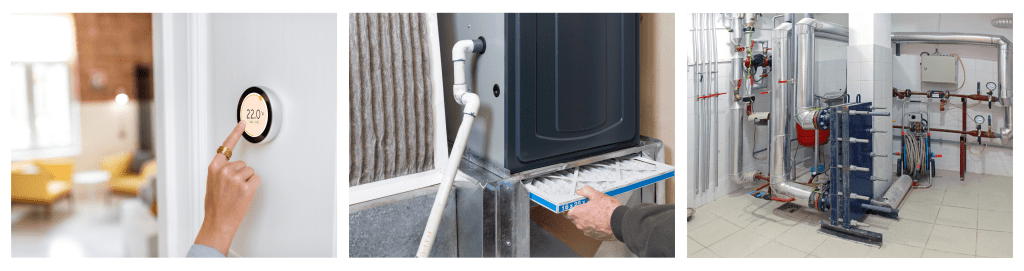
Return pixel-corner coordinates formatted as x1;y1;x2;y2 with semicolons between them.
222;121;247;149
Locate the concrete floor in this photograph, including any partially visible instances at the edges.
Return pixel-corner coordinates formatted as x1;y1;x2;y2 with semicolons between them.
11;184;130;258
687;169;1012;258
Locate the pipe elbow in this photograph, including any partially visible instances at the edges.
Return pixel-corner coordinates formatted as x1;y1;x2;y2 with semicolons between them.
1001;126;1012;145
459;93;480;115
451;40;476;62
796;109;829;130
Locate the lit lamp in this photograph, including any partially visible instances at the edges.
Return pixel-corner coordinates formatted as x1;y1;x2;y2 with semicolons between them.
115;93;128;105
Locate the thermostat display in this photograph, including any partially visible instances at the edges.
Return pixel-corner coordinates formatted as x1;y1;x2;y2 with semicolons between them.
236;86;280;144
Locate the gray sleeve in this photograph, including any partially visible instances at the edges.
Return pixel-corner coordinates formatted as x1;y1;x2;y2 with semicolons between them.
609;203;675;257
186;244;226;258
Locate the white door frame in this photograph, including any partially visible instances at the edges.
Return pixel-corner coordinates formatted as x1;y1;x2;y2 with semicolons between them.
153;13;211;258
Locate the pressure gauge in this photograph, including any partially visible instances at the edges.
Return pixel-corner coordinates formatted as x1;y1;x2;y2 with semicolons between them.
986;82;997;91
237;86;281;144
974;115;986;125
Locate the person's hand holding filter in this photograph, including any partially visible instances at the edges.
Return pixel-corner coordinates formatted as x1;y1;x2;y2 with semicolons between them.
566;186;621;241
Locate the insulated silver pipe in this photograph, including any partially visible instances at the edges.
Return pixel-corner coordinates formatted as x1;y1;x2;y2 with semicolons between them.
795;18;849;130
890;32;1012;143
794;19;818;129
769;18;851;209
815;32;849;42
769;23;792;188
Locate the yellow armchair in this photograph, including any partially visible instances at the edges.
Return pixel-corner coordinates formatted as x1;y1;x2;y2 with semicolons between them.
102;152;157;197
11;158;75;216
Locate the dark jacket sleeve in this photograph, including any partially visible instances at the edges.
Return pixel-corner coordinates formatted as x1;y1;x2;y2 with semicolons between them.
610;203;675;257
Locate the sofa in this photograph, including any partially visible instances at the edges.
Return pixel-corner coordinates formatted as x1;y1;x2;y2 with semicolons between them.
11;158;75;217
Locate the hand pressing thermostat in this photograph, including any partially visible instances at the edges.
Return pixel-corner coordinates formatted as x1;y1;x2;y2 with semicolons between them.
236;86;281;144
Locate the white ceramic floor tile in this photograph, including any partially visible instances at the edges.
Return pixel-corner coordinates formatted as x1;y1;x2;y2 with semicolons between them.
861;214;895;228
865;243;924;258
976;230;1012;258
811;237;872;258
944;179;979;194
941;191;979;209
974;179;1012;197
688;217;741;247
906;187;944;205
746;241;808;258
921;249;973;258
717;202;771;228
925;225;977;255
774;223;829;253
687;209;718;232
885;219;934;248
899;200;940;223
687;237;704;256
745;214;800;240
977;194;1012;213
707;229;772;258
934;206;978;229
689;248;720;258
977;210;1012;232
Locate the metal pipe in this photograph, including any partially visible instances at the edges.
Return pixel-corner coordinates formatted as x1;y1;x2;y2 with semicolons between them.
711;13;721;188
815;32;849;42
794;19;819;129
891;32;1012;144
795;18;849;130
702;13;711;192
696;13;704;193
769;22;792;192
731;13;744;100
784;13;795;24
769;18;851;209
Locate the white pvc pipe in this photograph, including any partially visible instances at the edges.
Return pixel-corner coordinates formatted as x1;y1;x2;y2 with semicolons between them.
416;40;480;258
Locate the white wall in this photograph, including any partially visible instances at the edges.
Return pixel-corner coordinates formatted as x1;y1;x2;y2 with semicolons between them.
155;13;337;257
207;14;337;257
888;14;1012;177
75;101;139;171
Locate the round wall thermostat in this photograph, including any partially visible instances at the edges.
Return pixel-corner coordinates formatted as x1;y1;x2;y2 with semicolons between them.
237;86;281;144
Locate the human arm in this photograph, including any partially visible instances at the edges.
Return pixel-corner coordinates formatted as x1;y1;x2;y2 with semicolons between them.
566;186;675;257
189;121;262;257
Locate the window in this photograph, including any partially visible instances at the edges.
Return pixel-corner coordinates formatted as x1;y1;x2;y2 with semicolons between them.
11;14;80;160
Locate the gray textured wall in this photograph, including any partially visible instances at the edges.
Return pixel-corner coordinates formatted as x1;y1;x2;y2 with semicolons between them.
349;189;457;257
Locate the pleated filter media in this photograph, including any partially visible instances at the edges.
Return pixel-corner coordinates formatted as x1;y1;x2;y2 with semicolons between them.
349;13;435;186
525;155;674;213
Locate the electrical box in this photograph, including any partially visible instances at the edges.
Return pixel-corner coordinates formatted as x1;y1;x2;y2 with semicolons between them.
921;55;957;84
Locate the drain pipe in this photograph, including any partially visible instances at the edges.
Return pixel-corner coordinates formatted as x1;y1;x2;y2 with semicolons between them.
890;32;1012;144
417;38;484;258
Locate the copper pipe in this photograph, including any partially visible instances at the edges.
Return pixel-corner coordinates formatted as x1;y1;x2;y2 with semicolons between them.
893;125;999;138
